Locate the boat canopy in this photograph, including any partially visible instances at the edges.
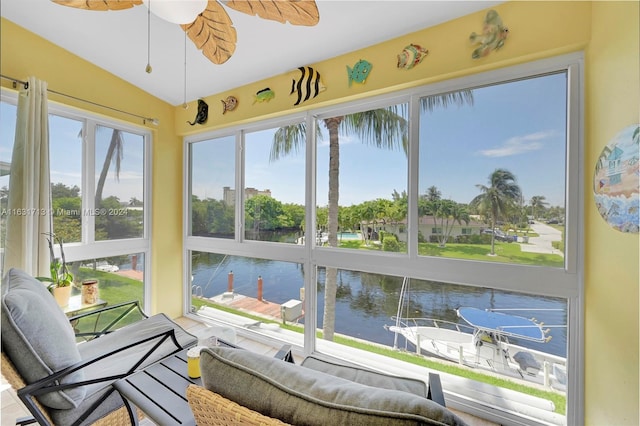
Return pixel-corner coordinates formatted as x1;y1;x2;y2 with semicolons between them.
457;307;546;342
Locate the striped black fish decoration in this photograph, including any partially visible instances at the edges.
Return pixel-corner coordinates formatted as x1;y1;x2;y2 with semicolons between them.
290;66;326;106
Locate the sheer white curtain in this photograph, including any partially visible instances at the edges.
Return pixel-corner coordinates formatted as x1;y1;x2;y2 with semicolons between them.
4;76;51;277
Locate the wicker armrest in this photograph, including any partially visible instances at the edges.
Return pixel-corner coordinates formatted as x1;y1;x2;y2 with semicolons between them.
187;384;290;426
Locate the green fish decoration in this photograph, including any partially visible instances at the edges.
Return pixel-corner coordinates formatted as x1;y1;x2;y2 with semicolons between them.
470;10;509;59
347;59;372;87
253;88;275;104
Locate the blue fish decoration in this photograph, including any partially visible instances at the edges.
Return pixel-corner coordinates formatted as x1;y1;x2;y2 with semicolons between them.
347;59;372;86
290;66;326;106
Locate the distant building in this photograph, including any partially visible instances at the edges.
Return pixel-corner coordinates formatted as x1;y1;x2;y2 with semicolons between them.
223;186;272;205
370;215;487;242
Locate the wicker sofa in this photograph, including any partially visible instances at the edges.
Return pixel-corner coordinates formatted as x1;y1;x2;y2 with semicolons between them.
188;346;468;426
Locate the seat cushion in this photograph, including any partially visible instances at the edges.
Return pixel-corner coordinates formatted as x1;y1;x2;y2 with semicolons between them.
200;347;467;426
301;354;427;397
1;268;86;409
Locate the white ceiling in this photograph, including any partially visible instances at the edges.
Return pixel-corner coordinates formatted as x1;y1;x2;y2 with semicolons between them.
1;0;503;106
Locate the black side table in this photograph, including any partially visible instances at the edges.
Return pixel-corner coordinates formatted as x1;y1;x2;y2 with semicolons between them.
114;339;236;425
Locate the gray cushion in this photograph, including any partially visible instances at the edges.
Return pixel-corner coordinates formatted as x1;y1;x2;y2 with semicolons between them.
51;314;197;425
1;268;86;409
301;354;427;397
200;347;466;426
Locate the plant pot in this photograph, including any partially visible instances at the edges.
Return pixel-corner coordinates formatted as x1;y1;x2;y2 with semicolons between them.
52;285;72;308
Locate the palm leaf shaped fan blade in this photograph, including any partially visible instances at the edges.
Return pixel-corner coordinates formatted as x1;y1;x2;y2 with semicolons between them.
52;0;142;11
51;0;319;65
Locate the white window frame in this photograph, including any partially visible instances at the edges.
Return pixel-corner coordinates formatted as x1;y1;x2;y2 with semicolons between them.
1;89;154;310
182;52;584;425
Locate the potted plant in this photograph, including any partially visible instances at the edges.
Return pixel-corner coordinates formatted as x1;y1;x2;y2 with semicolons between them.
37;232;74;307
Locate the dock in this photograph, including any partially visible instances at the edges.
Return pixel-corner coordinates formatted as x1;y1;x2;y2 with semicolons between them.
206;293;303;323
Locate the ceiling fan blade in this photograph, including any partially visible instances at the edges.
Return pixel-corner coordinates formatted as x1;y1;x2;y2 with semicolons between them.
51;0;142;11
181;0;237;65
224;0;319;26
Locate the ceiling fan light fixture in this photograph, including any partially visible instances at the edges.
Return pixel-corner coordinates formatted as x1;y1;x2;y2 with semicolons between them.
142;0;207;25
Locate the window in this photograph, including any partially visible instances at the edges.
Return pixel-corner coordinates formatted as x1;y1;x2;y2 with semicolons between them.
244;124;305;243
184;54;582;425
1;90;151;308
418;73;567;266
94;124;145;241
189;135;235;238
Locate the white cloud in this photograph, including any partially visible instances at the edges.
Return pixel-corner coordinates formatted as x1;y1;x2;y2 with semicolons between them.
478;131;554;157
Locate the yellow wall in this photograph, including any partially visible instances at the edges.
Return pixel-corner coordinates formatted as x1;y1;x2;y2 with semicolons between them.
0;19;184;318
2;1;639;424
585;2;639;425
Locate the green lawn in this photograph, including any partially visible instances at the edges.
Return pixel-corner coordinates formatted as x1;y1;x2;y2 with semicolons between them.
340;240;564;267
70;269;145;338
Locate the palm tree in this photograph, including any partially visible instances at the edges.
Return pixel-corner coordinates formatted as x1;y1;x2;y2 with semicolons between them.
433;200;470;247
95;129;124;208
271;92;473;340
530;195;549;220
470;169;522;256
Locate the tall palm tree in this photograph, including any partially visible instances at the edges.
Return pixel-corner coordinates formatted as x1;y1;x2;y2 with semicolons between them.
529;195;549;220
271;93;473;340
95;129;124;208
470;169;522;255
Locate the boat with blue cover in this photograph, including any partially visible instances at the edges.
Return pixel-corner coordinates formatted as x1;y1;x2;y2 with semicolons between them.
386;280;567;391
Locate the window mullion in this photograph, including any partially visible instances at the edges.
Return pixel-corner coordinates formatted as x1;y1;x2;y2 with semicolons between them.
83;120;96;244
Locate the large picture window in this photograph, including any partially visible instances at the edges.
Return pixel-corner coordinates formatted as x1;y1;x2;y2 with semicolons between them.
184;55;582;425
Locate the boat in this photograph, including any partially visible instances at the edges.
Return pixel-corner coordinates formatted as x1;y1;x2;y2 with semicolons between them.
385;279;567;392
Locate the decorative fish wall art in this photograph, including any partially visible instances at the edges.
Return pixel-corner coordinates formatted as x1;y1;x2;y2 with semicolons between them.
290;66;326;106
187;99;208;125
469;10;508;59
253;88;275;104
397;44;429;70
221;96;238;114
347;59;372;86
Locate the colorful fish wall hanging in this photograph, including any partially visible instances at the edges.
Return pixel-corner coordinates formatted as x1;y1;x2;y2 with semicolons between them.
187;99;208;125
290;66;326;106
253;88;275;104
397;44;429;70
469;10;508;59
221;96;238;114
347;59;372;86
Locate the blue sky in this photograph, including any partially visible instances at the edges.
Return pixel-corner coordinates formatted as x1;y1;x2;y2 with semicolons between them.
3;72;567;208
193;72;567;207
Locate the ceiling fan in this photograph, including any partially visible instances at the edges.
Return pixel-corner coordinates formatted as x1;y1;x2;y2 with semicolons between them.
51;0;320;65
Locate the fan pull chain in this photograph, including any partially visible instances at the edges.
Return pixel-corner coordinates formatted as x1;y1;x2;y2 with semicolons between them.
145;1;152;73
183;31;188;109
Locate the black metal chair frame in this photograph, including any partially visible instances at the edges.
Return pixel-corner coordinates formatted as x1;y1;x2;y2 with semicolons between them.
9;301;184;426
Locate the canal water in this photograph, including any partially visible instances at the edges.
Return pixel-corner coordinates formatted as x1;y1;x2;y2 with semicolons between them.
192;253;567;358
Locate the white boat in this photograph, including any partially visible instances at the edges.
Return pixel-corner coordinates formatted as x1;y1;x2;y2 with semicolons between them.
386;279;567;392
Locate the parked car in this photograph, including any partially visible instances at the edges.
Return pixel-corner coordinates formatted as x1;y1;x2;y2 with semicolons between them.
481;228;512;242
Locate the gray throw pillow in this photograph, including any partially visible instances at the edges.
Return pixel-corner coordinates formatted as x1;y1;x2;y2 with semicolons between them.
1;268;86;409
200;346;466;426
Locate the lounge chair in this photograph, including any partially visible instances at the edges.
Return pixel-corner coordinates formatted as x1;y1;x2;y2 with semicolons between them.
1;268;197;425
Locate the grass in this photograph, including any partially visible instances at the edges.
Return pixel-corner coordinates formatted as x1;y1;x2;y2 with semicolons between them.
191;299;567;415
340;239;564;267
70;269;145;338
